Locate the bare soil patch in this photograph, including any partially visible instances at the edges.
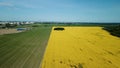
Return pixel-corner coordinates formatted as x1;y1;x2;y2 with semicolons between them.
0;29;22;35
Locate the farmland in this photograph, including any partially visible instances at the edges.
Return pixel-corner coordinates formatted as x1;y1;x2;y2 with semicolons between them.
0;26;51;68
0;29;22;35
41;27;120;68
0;23;120;68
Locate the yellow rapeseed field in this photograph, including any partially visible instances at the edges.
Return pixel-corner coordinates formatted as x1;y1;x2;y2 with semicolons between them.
41;27;120;68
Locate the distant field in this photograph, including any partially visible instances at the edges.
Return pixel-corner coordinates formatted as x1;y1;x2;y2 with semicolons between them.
0;26;51;68
41;27;120;68
0;29;22;35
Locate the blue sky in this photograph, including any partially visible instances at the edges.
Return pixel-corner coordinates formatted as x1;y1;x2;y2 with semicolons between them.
0;0;120;22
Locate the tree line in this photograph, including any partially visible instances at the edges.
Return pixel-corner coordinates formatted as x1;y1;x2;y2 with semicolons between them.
103;25;120;37
0;23;17;29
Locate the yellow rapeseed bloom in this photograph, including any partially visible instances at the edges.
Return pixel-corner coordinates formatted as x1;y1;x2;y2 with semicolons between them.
40;27;120;68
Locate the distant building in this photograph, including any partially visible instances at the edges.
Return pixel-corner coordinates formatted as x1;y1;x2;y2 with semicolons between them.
0;21;35;29
0;22;6;29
